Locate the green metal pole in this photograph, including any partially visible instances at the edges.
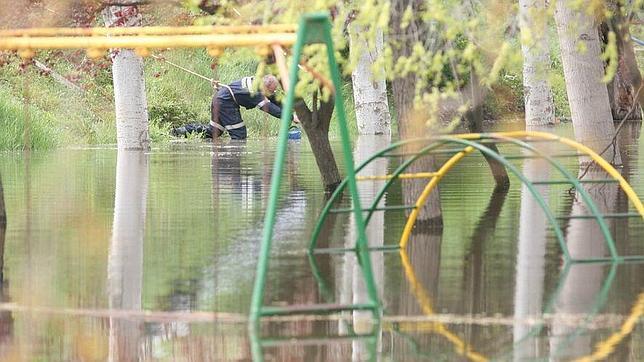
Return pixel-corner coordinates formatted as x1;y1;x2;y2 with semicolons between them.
248;13;307;353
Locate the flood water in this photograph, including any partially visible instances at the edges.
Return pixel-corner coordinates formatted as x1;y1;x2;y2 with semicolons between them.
0;123;642;361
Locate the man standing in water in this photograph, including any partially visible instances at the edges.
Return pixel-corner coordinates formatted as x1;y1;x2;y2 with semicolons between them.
172;74;295;140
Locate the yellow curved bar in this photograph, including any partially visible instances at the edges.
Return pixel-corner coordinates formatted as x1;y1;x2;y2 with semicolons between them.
0;33;297;52
399;146;475;248
400;249;488;362
574;292;644;362
0;24;297;37
356;172;438;181
455;131;644;218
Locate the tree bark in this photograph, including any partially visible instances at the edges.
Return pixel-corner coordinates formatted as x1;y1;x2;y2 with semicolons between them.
463;73;510;190
390;0;442;226
600;2;643;121
554;0;621;165
519;0;555;127
349;23;392;135
294;92;342;193
103;4;150;150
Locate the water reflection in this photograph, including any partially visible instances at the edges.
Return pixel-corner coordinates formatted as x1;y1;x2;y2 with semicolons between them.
549;167;620;360
108;151;148;361
463;188;507;349
341;135;389;360
0;172;13;354
513;156;550;360
0;123;640;360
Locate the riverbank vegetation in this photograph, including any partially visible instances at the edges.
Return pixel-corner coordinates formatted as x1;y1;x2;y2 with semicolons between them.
0;2;583;150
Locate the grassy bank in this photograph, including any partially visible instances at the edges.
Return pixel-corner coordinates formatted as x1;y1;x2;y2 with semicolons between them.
0;40;577;150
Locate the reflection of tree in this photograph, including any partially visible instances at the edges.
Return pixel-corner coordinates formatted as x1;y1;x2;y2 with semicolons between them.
462;188;508;349
394;226;442;361
512;156;549;361
0;172;14;349
549;168;618;360
340;135;389;360
108;151;148;362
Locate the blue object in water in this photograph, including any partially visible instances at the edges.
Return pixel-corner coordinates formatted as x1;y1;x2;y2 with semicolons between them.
288;126;302;140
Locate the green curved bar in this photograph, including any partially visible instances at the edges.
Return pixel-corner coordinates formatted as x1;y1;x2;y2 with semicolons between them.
308;138;453;252
387;137;570;260
308;143;402;251
479;134;618;261
362;141;460;226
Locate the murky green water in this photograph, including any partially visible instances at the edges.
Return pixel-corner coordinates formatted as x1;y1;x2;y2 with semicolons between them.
0;123;642;361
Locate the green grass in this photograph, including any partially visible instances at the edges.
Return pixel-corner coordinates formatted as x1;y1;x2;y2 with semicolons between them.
0;85;61;150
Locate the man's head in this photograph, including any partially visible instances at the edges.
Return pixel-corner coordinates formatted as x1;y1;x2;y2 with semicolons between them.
262;74;279;96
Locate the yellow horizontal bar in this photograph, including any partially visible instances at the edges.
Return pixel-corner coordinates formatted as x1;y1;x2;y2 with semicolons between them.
356;172;438;181
0;33;297;51
0;24;297;37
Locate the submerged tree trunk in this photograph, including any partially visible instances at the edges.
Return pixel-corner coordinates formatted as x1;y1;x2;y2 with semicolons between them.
600;2;643;121
390;0;443;226
463;73;510;190
295;92;342;193
519;0;555;126
103;4;150;150
554;0;621;165
349;24;392;135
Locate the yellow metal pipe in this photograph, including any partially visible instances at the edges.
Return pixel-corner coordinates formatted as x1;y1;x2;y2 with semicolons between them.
445;131;643;217
399;147;475;249
0;33;297;52
574;292;644;362
356;172;438;181
0;24;297;37
400;249;488;362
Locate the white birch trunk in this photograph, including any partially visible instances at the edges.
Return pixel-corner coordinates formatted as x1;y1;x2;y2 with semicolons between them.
554;0;621;164
519;0;555;126
103;5;150;150
108;151;148;362
349;25;392;135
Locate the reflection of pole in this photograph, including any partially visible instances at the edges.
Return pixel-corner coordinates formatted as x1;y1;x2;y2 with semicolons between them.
549;168;618;360
341;135;389;360
108;151;148;362
513;157;549;361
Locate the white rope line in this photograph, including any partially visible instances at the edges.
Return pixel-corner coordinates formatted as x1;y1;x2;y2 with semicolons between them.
0;303;640;329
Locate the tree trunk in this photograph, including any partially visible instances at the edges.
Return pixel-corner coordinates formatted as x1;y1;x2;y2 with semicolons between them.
464;73;510;189
600;2;643;121
349;24;392;135
103;4;150;150
295;92;342;193
390;0;442;226
554;0;621;165
519;0;555;126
